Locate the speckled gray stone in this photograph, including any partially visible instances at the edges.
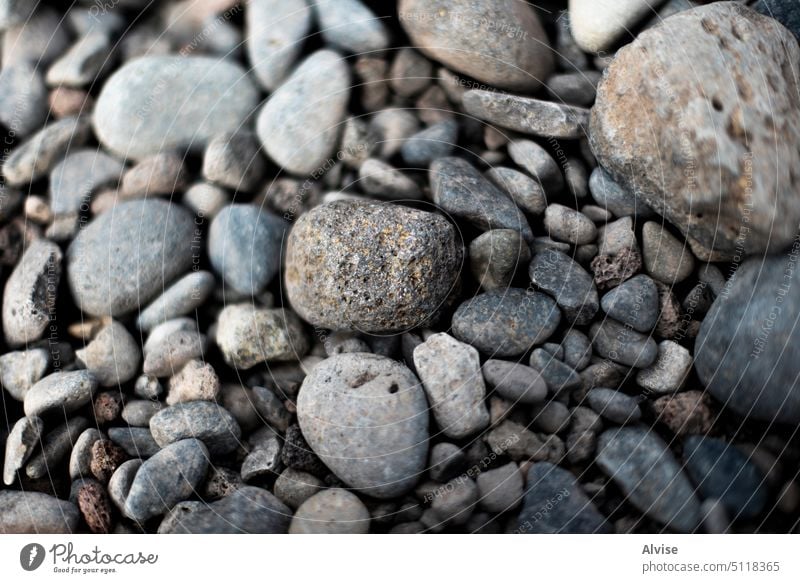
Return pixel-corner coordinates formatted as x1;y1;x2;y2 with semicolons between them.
482;360;547;404
431;157;533;241
544;204;597;246
69;428;103;480
150;401;241;456
529;348;581;394
590;319;658;368
0;490;79;533
3;416;44;485
108;459;142;514
297;353;429;498
359;158;422;200
75;320;140;387
285;200;462;333
469;229;530;291
562;330;593;371
136;271;215;332
290;488;371;534
2;239;62;347
67;199;196;317
93;56;259;160
107;427;161;458
600;274;660;332
208;205;287;296
24;370;98;417
124;439;209;523
529;249;598;326
453;289;561;357
637;340;692;395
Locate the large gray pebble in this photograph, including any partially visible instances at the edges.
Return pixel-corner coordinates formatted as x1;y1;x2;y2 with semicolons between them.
123;439;209;522
67;199;196;317
93;56;259;160
590;319;657;368
529;249;598;326
108;427;161;458
290;488;371;534
75;320;140;387
400;119;457;166
256;50;350;175
150;401;241;455
297;353;429;499
24;370;98;417
0;491;79;533
600;274;660;332
136;271;215;332
482;360;547;404
208;205;287;296
469;229;530;291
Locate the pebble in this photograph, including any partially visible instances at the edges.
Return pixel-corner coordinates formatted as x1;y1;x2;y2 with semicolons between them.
482;360;547;404
245;0;311;91
67;199;195;317
26;417;88;479
3;416;44;485
507;140;564;192
414;333;490;439
134;375;163;400
274;468;325;509
4;122;89;187
398;0;553;92
754;0;800;39
636;340;692;395
124;439;209;522
107;459;141;512
161;486;291;533
430;157;533;241
683;436;767;520
517;462;611;533
695;256;800;423
90;439;128;483
208;205;286;296
424;477;478;529
122;400;166;427
359;158;422;200
150;401;241;456
596;427;701;532
546;71;601;107
121;152;187;198
48;86;94;118
143;328;208;377
2;6;70;67
544;204;597;246
136;271;215;332
49;149;125;216
463;90;590;139
167;360;220;406
652;391;714;437
0;348;49;401
469;230;530;291
315;0;389;53
256;50;350;175
452;289;561;357
241;432;282;482
24;370;98;417
46;32;110;87
529;348;581;395
487;420;564;463
600;274;659;332
590;319;658;368
285;200;461;332
428;443;466;483
69;428;103;480
297;353;429;498
0;62;47;137
75;320;140;387
216;304;309;369
531;400;571;434
641;222;695;284
0;490;79;534
290;488;371;534
400;120;457;166
476;462;523;513
93;391;123;424
77;480;113;534
486;167;547;216
107;427;161;458
389;48;432;97
183;183;229;219
586;388;641;424
370;108;418;158
251;385;292;432
589;167;654;219
94;56;259;160
529;249;599;325
590;3;800;256
561;330;593;371
202;132;265;192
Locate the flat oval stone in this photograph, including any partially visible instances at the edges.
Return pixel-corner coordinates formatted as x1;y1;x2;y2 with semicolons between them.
93;55;260;160
586;388;642;424
590;319;658;368
695;255;800;423
297;353;429;499
0;490;79;533
482;360;547;404
597;427;701;532
123;439;209;522
529;249;598;326
452;289;561;357
49;148;124;216
398;0;553;92
24;370;98;417
136;271;215;332
285;200;462;332
150;401;242;455
600;274;660;332
67;199;196;317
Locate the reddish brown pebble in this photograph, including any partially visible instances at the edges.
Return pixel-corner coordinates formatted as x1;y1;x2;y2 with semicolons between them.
77;481;112;534
654;283;685;340
48;87;94;118
590;247;641;291
90;439;128;483
93;391;123;424
651;391;714;437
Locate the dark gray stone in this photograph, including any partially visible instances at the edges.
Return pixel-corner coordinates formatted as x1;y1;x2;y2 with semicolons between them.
150;401;242;456
600;274;660;332
482;359;547;404
0;491;79;533
486;166;547;216
589;166;654;219
586;388;641;425
529;249;598;325
49;148;124;216
561;330;593;371
107;427;161;458
590;319;658;368
400;119;457;166
529;348;581;395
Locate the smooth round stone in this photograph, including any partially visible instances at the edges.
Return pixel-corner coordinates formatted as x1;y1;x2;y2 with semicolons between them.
123;439;209;522
546;71;601;107
67;199;196;317
469;229;531;291
400;119;457;166
529;348;581;394
0;491;79;533
486;167;547;216
316;0;389;53
482;360;547;404
107;459;142;513
569;0;661;53
2;239;62;347
590;319;658;368
586;388;641;424
93;55;259;160
160;486;291;533
107;427;161;458
642;222;695;284
290;489;371;534
600;274;659;332
122;400;166;427
517;462;611;534
24;370;98;417
256;50;350;176
0;62;47;137
285;200;462;333
274;468;324;510
69;428;103;481
529;249;599;326
75;320;141;387
683;436;768;520
507;140;564;192
297;353;429;499
202;131;265;192
695;256;800;424
0;348;49;401
150;401;242;455
49;148;125;216
136;271;215;332
452;289;561;357
590;3;800;256
597;427;701;532
398;0;553;92
476;462;523;513
544;204;597;246
208;205;287;296
561;330;593;371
